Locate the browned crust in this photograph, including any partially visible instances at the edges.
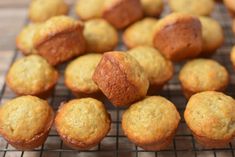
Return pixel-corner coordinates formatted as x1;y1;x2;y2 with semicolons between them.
102;0;143;29
92;52;146;107
153;16;202;61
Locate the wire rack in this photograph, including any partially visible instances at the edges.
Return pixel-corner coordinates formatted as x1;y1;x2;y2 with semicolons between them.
0;2;235;157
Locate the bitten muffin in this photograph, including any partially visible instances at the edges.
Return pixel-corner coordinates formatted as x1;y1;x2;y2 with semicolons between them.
0;96;54;150
33;16;86;66
84;19;118;53
102;0;143;29
65;54;102;98
123;18;158;49
169;0;215;16
128;46;173;94
92;51;149;107
179;59;229;99
230;46;235;69
199;16;224;56
224;0;235;18
75;0;105;20
184;91;235;147
16;23;42;55
29;0;69;23
6;55;58;98
55;98;111;150
153;13;202;61
140;0;164;17
122;96;180;150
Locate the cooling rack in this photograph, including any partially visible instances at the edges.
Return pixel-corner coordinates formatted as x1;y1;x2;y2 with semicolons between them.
0;2;235;157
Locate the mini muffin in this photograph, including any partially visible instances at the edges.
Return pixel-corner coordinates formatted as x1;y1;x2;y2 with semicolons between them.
128;46;173;94
122;96;180;150
169;0;215;16
153;13;202;61
199;16;224;56
84;19;118;53
29;0;69;23
75;0;105;20
123;18;158;49
230;46;235;69
16;23;42;55
140;0;164;17
6;55;58;98
65;54;102;98
0;95;54;150
92;51;149;107
184;91;235;148
33;16;86;65
55;98;111;150
102;0;143;29
224;0;235;18
179;59;229;99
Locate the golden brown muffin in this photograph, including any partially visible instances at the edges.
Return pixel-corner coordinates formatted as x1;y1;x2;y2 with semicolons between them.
199;16;224;56
141;0;164;17
33;16;86;66
6;55;58;98
179;59;229;99
16;23;42;55
123;18;158;49
224;0;235;18
230;46;235;69
128;46;173;94
29;0;69;23
169;0;215;16
92;51;149;107
55;98;111;150
84;19;118;53
102;0;143;29
0;95;54;150
122;96;180;150
184;91;235;148
65;54;102;98
153;13;202;61
75;0;105;20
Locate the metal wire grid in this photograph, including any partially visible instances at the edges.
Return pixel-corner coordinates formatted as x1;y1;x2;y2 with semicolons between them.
0;2;235;157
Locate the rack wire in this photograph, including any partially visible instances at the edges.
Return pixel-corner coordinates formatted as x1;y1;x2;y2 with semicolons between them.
0;2;235;157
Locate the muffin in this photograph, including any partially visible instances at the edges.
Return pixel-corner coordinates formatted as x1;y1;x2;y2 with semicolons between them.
83;19;118;53
33;16;86;66
128;46;173;94
184;91;235;148
153;13;202;61
140;0;164;17
224;0;235;18
75;0;105;20
6;55;58;98
29;0;69;23
123;18;158;49
65;54;102;98
92;51;149;107
179;59;229;99
102;0;143;29
0;95;54;150
16;23;42;55
199;16;224;56
55;98;111;150
230;46;235;68
122;96;180;150
169;0;215;16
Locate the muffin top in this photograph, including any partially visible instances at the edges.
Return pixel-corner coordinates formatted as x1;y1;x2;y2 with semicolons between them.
141;0;163;17
84;19;118;53
122;96;180;145
55;98;110;147
179;59;229;92
169;0;214;16
230;46;235;66
184;91;235;140
65;54;102;94
123;18;158;48
0;95;54;142
6;55;58;95
29;0;69;22
128;46;173;85
16;23;42;55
